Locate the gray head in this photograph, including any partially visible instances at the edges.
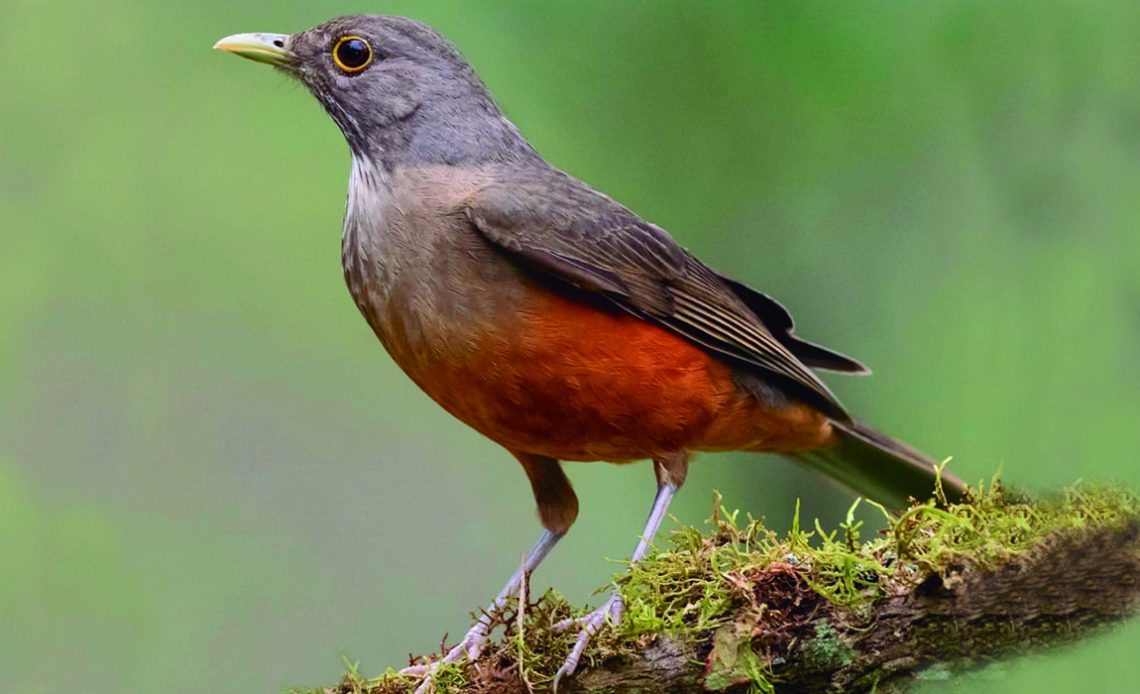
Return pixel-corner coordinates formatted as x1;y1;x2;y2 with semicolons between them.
216;14;538;167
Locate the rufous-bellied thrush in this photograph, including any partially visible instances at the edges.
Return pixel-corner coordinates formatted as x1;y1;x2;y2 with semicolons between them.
215;15;966;689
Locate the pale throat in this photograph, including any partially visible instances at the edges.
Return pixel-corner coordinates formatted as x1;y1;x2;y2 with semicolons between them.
341;154;397;326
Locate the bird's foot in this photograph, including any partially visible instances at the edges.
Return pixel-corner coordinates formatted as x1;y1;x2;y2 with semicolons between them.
399;620;491;693
551;591;624;691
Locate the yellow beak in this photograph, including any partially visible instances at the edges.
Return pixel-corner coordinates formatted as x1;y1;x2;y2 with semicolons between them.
213;33;293;67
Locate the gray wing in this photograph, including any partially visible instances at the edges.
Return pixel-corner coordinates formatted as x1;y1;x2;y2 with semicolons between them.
464;170;855;420
715;273;870;376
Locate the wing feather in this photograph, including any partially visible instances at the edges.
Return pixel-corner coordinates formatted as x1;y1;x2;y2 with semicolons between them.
464;171;851;419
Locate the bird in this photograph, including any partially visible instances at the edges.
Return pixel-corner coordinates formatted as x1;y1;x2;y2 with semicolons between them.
215;14;966;689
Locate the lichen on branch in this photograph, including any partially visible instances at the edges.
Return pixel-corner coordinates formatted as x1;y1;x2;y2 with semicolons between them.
313;479;1140;694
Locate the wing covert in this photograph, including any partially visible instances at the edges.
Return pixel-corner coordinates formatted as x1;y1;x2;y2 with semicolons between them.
464;171;850;419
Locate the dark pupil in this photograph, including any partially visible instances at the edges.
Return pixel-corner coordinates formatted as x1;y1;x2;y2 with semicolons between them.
337;39;369;68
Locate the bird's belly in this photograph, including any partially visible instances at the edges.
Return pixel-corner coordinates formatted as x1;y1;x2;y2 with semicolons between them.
379;276;832;462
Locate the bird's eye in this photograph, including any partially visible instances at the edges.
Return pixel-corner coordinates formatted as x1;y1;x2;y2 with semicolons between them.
332;36;373;74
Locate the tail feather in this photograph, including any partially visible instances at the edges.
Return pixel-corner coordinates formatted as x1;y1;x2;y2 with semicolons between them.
786;420;967;509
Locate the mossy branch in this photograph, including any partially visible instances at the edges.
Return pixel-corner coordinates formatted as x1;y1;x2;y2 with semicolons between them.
321;482;1140;694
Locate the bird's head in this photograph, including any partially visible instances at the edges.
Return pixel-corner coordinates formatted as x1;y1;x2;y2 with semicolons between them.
215;14;527;164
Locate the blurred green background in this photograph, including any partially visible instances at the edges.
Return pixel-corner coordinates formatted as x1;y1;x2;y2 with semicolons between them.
2;0;1138;691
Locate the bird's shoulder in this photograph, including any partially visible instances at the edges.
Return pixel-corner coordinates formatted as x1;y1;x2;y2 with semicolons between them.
464;165;688;283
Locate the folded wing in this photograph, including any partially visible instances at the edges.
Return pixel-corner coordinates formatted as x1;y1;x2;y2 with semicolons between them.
465;170;861;420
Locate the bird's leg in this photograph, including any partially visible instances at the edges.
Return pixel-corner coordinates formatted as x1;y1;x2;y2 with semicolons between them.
552;453;688;690
403;454;576;691
550;484;675;680
402;529;563;684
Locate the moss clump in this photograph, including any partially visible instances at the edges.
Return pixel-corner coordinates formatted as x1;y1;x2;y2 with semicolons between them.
799;621;854;671
311;478;1139;693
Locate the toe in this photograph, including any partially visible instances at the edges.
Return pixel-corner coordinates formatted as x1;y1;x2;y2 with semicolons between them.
551;615;581;632
553;627;592;689
442;638;478;664
398;664;431;677
551;594;625;688
402;623;490;693
553;592;624;633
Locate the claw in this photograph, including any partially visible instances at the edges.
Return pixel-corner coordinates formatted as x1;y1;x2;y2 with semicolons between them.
551;592;624;691
401;621;491;694
400;531;566;692
551;479;676;690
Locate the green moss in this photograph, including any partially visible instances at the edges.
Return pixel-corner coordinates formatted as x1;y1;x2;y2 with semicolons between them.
800;621;854;671
319;478;1139;693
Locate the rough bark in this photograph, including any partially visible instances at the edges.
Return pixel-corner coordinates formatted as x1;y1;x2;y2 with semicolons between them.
572;523;1140;693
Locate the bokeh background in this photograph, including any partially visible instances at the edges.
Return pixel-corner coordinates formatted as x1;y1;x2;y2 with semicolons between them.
3;0;1139;691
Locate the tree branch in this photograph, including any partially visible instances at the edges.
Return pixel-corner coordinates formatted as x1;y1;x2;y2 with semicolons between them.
324;485;1140;694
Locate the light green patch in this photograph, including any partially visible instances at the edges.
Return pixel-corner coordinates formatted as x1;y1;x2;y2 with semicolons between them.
800;621;854;670
705;622;775;693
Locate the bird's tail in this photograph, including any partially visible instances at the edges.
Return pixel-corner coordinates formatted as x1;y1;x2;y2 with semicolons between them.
784;420;967;509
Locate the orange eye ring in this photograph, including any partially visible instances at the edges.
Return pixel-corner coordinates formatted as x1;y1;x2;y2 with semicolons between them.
332;36;373;73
